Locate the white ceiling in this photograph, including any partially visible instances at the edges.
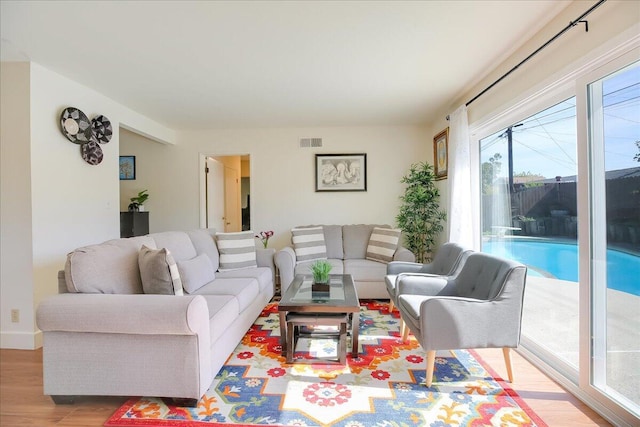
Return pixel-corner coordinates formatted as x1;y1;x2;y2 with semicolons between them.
1;1;571;130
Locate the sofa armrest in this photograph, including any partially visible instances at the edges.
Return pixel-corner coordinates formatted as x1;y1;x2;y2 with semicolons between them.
394;246;415;263
274;246;296;295
256;248;275;269
36;294;209;336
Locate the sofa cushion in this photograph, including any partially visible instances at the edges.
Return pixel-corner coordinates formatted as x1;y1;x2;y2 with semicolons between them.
150;231;198;262
291;226;327;263
344;258;388;282
65;236;155;294
197;294;239;345
366;227;401;263
216;231;257;271
343;224;374;259
138;245;184;296
322;225;344;259
191;278;260;312
177;253;216;294
295;258;344;277
187;229;220;271
215;267;273;295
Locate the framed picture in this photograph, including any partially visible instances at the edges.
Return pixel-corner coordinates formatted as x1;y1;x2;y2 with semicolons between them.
433;128;449;180
315;153;367;192
119;156;136;180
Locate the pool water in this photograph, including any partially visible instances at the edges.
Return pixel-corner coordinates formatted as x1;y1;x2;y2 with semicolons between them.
483;239;640;296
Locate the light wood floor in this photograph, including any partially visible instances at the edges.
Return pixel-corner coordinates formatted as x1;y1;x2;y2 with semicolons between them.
0;347;611;427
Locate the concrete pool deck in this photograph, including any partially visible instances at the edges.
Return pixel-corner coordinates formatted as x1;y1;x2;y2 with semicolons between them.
522;275;640;407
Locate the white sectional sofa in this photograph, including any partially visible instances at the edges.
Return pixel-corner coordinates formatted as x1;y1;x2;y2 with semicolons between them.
36;229;275;406
275;224;415;299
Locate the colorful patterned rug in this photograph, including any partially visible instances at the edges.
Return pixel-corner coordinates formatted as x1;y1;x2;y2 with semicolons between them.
105;301;546;427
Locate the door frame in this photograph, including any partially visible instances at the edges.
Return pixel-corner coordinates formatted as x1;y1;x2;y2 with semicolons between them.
198;152;251;230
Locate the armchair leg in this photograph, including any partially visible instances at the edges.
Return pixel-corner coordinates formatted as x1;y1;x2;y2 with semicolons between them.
389;300;395;312
401;322;410;343
502;347;514;383
425;350;436;387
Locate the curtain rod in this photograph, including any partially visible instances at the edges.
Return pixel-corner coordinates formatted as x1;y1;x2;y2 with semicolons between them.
446;0;607;120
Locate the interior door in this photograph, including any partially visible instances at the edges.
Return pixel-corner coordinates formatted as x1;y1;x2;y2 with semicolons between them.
206;158;225;231
224;166;240;232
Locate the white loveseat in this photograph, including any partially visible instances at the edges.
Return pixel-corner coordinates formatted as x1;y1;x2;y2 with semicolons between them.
36;229;275;406
275;224;415;299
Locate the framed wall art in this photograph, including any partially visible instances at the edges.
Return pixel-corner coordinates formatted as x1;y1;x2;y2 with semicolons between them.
433;128;449;180
119;156;136;180
315;153;367;192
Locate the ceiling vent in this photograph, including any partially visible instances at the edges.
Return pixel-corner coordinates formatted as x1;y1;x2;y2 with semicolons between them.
299;138;322;148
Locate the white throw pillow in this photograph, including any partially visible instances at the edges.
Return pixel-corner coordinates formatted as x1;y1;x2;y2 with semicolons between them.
291;226;327;263
365;227;401;263
138;245;184;295
216;231;257;271
177;253;216;293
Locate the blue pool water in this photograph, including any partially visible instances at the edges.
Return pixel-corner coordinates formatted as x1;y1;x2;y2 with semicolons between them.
483;239;640;296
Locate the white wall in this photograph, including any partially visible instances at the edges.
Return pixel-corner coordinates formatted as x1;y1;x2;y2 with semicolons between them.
1;63;34;349
120;126;429;247
0;63;176;349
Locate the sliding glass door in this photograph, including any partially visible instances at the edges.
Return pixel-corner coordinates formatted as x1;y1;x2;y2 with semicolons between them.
478;57;639;422
586;61;639;415
480;99;580;373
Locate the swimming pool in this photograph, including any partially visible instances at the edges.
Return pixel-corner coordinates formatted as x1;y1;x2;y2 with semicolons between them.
483;239;640;296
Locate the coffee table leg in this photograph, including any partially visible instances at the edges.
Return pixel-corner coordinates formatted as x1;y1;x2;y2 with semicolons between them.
279;311;287;356
351;312;359;357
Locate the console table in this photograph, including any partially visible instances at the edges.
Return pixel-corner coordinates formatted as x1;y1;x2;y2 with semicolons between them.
120;211;149;237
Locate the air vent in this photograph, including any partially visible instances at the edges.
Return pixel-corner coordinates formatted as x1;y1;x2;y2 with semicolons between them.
299;138;322;148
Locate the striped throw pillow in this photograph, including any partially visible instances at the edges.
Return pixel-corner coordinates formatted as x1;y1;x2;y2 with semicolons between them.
291;226;327;263
216;231;257;271
366;227;401;263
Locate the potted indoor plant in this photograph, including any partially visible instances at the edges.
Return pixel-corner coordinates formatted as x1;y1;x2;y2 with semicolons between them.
128;190;149;212
396;162;446;263
310;259;332;293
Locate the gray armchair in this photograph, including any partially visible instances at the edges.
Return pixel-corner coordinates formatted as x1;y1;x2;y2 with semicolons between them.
395;252;527;387
385;242;472;312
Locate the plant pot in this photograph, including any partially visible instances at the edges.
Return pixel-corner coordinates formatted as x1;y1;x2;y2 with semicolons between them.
138;205;145;212
312;282;330;293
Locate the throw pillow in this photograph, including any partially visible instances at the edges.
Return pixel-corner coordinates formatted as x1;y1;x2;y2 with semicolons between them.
216;231;257;271
138;245;184;295
177;253;216;293
366;227;401;264
291;226;327;263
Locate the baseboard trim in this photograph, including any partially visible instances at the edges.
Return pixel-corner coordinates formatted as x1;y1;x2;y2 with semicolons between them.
0;330;42;350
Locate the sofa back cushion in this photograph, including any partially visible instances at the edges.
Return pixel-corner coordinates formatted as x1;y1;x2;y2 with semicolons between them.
322;225;344;259
343;224;390;259
65;236;155;294
187;228;220;271
150;231;198;262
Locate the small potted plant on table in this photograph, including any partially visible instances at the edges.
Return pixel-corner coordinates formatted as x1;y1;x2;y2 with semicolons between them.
310;260;332;293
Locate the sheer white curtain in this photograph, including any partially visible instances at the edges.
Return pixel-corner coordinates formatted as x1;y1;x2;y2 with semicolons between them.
447;105;476;248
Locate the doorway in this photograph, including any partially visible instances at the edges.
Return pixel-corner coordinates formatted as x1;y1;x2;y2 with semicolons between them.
200;154;250;232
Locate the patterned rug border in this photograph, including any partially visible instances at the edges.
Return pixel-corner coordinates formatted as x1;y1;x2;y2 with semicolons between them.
105;302;548;427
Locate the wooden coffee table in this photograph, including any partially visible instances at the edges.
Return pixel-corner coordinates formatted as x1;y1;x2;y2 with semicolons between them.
278;274;360;362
